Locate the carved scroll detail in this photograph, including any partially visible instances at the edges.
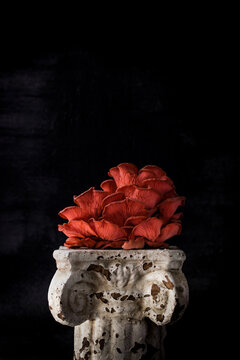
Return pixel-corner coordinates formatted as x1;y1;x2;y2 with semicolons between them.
48;248;188;328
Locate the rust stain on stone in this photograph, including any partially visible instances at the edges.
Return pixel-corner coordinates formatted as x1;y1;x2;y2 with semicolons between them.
95;292;103;298
143;262;152;270
99;297;108;304
151;283;160;300
95;292;108;304
127;295;135;301
80;337;90;353
87;264;111;281
99;338;105;350
57;312;65;320
111;292;121;300
131;342;145;353
144;294;150;297
156;314;165;322
163;275;174;289
117;348;122;353
120;295;128;301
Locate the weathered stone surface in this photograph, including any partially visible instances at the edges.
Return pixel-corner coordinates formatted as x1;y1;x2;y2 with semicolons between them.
48;246;188;359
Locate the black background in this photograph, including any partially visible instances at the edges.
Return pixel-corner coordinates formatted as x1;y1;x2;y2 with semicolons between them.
0;19;233;360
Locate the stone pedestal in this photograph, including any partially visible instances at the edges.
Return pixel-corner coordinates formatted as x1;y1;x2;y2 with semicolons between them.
48;247;188;359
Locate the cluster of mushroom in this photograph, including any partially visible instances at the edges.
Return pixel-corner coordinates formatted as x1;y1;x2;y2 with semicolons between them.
58;163;185;249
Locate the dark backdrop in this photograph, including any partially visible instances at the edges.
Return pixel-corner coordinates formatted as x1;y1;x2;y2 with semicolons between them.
0;27;232;359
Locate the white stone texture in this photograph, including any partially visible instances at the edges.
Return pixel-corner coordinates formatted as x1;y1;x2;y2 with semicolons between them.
48;247;188;359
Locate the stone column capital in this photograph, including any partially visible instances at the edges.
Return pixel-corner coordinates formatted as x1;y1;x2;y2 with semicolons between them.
48;247;188;328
